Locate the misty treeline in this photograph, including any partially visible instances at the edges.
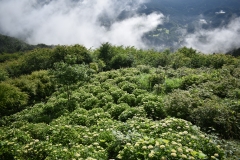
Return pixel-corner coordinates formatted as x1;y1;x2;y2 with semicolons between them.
0;42;240;115
1;43;239;77
0;43;240;159
0;34;52;54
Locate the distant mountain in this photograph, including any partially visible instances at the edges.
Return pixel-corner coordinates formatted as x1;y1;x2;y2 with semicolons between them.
227;48;240;57
138;0;240;52
0;34;34;54
145;0;240;15
0;34;52;54
142;0;240;27
1;0;239;53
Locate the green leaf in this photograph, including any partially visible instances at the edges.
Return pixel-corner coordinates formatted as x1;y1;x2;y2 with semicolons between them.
162;139;169;144
198;152;207;159
191;151;198;156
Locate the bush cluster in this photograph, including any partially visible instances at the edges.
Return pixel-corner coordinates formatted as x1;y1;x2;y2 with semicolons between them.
1;44;240;159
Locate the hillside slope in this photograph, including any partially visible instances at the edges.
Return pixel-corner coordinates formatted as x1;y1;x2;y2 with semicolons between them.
0;34;52;54
0;43;240;159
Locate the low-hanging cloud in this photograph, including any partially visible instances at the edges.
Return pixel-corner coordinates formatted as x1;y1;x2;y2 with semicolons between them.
184;17;240;53
0;0;164;48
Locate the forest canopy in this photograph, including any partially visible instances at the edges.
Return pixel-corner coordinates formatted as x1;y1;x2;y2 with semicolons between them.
0;40;240;159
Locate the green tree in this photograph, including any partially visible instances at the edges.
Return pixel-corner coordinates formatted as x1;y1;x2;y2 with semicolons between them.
51;45;92;65
177;47;197;58
0;68;8;81
0;82;28;117
110;53;134;69
97;42;114;70
51;62;90;100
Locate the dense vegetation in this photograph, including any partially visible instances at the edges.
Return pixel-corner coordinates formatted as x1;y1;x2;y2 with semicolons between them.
0;41;240;159
0;34;52;54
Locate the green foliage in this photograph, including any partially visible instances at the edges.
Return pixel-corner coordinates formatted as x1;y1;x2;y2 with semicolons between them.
148;73;165;90
109;87;126;103
2;59;23;77
208;54;236;69
191;101;240;139
1;44;240;159
119;107;146;122
201;76;240;99
0;45;92;78
108;103;130;120
0;52;23;63
137;65;151;73
81;96;100;110
0;68;8;81
97;94;114;108
170;52;191;69
51;62;89;86
96;42;115;70
232;67;240;78
0;34;34;53
132;89;148;98
117;117;224;160
164;89;199;120
118;93;136;106
163;78;183;93
42;98;70;121
136;74;151;90
87;108;111;126
181;74;210;90
143;100;166;120
0;82;28;117
8;70;54;104
69;108;88;126
177;47;197;58
21;49;53;74
110;53;134;69
120;82;137;94
60;44;92;65
51;62;91;101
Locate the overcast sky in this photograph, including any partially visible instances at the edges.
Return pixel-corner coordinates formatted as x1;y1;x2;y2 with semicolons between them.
184;17;240;53
0;0;239;53
0;0;163;49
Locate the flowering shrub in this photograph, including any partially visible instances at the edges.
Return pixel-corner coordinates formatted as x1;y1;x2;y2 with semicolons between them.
87;108;111;126
109;88;126;103
81;96;100;110
143;100;166;120
1;64;239;159
163;78;183;93
137;65;151;73
132;89;148;97
181;74;209;90
0;114;226;160
69;108;88;126
164;89;197;120
191;101;240;139
97;94;114;107
118;93;136;106
119;107;146;122
148;73;165;89
83;84;105;96
120;82;137;94
117;118;224;160
108;103;130;120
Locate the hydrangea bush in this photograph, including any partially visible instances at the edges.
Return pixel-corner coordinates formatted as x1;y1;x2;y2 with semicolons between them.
1;66;239;159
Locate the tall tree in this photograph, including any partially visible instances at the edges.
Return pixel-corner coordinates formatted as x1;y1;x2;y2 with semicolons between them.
50;62;90;100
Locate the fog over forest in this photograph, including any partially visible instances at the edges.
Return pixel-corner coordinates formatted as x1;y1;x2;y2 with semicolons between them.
0;0;240;53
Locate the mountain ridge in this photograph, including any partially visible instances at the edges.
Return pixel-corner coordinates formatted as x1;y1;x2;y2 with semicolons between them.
0;34;52;54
